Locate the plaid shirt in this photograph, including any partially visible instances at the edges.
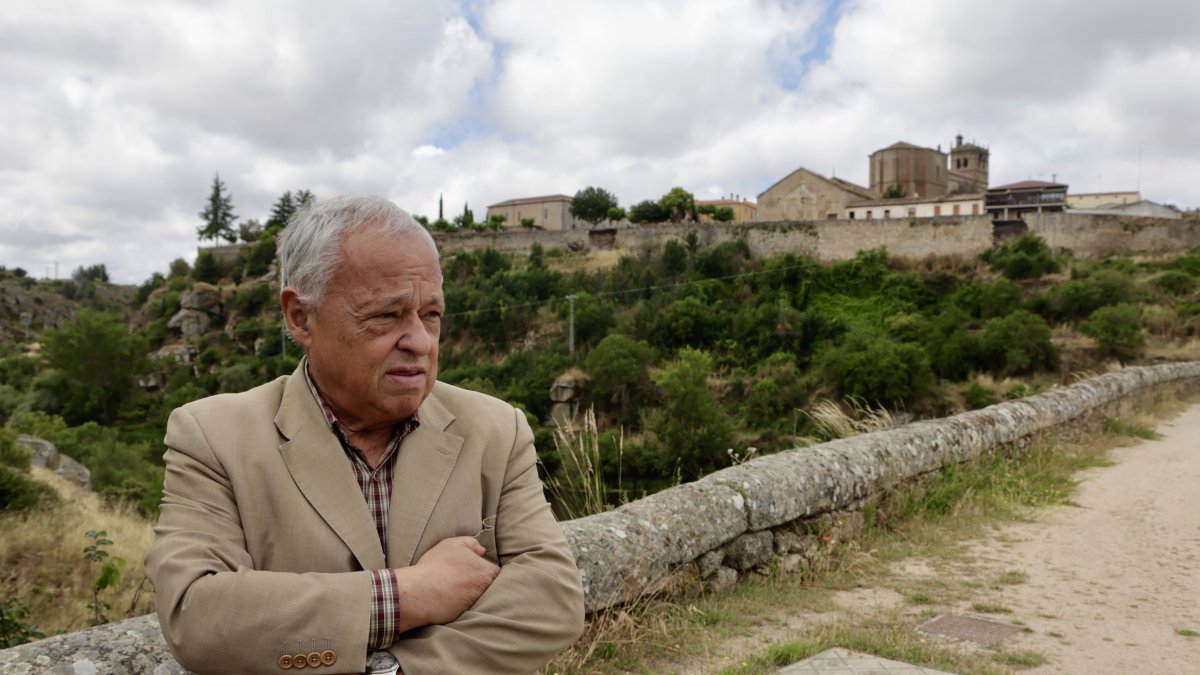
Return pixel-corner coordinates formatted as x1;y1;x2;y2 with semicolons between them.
304;366;419;650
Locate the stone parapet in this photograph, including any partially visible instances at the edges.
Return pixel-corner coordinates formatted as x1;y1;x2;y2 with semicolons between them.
4;362;1199;670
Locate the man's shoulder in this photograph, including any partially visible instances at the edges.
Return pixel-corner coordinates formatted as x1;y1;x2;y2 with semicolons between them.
429;381;523;427
430;380;515;412
175;374;291;424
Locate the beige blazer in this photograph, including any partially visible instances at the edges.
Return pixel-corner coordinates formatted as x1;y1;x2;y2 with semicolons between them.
145;365;585;675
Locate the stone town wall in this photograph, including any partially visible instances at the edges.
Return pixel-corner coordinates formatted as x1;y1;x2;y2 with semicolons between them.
3;362;1200;672
1024;212;1200;257
434;213;1197;263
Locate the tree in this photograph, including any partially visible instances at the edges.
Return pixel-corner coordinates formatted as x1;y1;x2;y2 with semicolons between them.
266;191;295;229
978;309;1057;375
658;187;695;222
712;206;735;222
237;219;263;243
883;183;906;199
1081;303;1144;364
628;199;666;224
192;250;221;283
607;206;626;222
36;310;148;425
584;334;654;424
569;187;619;226
816;326;934;405
646;348;734;479
72;264;109;283
198;174;237;243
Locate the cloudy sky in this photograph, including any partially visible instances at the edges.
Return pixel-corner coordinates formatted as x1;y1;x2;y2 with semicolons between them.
2;0;1198;284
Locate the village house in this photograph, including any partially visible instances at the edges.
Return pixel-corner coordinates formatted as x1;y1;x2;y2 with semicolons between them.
485;194;585;231
695;197;758;223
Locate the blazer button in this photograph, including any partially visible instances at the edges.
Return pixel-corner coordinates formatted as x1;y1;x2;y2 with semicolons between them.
292;653;308;669
321;650;337;666
278;654;293;669
307;652;322;667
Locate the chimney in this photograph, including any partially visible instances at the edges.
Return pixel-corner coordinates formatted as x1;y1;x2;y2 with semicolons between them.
956;134;963;148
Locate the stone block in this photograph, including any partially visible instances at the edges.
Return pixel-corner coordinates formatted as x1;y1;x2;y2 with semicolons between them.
720;531;773;571
707;566;738;593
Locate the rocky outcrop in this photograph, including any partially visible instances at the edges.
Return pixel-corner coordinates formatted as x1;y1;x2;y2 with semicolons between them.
3;362;1199;671
17;435;91;491
167;283;222;340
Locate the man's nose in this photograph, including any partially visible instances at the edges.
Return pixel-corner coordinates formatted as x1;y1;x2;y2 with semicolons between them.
395;312;433;354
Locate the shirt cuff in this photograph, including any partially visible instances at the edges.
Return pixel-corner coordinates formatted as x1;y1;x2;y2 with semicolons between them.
368;569;402;649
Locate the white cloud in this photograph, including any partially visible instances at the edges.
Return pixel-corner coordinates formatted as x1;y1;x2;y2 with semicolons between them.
1;0;1199;283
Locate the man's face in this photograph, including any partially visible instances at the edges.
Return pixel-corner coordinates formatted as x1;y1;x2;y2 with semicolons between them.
289;224;443;432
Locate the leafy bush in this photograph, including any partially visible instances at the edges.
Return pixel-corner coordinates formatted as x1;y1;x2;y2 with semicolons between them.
645;348;734;479
1052;269;1136;320
1151;270;1196;296
964;380;996;410
229;283;273;315
978;279;1024;319
816;326;934;405
982;234;1060;280
0;429;57;513
1081;303;1144;363
978;310;1057;375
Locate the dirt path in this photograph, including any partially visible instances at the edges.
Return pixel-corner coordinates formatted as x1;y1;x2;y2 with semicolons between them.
950;403;1200;673
674;404;1200;674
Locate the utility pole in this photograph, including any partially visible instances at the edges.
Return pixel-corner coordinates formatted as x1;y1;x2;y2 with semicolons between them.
565;294;577;356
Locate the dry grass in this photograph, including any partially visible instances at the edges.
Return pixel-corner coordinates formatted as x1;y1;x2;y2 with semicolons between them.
1;466;156;635
798;397;901;443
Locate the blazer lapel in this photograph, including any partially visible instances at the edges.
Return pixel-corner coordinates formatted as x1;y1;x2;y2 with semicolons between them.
387;387;464;567
274;363;386;571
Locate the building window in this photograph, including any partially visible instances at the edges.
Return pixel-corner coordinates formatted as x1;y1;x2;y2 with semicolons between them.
907;207;916;217
849;212;856;219
866;210;872;220
883;209;891;219
952;204;961;216
971;203;980;215
934;205;941;217
827;212;837;220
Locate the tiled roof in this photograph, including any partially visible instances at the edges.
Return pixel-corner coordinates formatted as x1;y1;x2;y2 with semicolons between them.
988;180;1067;191
487;194;572;208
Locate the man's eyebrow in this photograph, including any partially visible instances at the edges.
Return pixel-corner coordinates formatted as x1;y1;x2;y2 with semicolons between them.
359;291;444;312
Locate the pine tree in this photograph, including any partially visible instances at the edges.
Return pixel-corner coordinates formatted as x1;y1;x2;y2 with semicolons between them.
198;174;237;242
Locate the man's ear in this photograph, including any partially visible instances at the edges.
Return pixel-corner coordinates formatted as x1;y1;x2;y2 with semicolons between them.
280;287;313;348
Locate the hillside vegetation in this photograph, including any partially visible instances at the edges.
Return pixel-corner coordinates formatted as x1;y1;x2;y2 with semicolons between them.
3;226;1200;644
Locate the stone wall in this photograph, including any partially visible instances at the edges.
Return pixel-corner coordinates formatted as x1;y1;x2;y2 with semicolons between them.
433;213;1197;264
1025;212;1200;257
4;362;1199;672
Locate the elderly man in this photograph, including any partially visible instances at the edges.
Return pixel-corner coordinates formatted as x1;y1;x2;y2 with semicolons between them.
146;196;585;674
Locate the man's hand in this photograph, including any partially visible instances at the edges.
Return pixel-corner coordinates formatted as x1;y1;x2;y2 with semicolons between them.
394;536;500;632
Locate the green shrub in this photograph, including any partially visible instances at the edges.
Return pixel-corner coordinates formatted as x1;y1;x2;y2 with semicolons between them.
1053;269;1136;320
982;234;1059;280
978;310;1057;375
963;380;996;410
816;326;934;405
645;348;735;479
978;279;1023;319
1081;303;1144;364
0;429;57;513
1151;270;1196;296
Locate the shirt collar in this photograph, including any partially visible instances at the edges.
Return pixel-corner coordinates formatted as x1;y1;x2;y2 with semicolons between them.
303;361;420;434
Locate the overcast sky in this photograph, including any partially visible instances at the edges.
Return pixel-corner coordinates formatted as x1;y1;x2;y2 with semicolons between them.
2;0;1198;284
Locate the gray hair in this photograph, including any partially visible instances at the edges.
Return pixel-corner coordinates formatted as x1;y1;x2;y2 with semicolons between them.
277;195;439;308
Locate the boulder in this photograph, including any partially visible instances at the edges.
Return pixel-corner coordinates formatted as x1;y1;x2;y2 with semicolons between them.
167;309;211;338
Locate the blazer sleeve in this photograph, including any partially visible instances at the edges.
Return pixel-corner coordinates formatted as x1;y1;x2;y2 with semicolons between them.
389;408;586;675
145;406;375;675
